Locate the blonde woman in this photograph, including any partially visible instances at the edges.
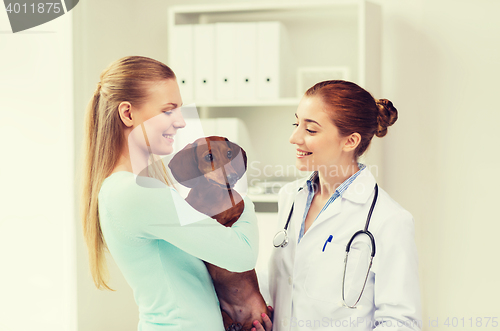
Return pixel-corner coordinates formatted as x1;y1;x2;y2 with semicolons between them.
80;56;271;331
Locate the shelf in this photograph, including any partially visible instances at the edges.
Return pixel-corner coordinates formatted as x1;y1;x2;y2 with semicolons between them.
194;97;300;108
247;193;279;203
168;0;381;96
170;0;363;16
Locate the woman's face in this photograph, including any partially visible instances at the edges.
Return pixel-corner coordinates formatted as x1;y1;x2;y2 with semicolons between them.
289;95;350;173
127;79;185;156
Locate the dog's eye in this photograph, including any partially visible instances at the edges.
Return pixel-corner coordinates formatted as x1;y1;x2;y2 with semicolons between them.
227;150;232;159
205;153;213;162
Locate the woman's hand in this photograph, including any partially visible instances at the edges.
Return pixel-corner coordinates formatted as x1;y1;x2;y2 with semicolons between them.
251;306;273;331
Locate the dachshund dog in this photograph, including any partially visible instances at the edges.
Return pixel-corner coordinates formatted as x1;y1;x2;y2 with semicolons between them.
168;136;269;331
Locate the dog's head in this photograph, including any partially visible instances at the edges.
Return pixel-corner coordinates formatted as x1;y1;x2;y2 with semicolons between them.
168;136;247;188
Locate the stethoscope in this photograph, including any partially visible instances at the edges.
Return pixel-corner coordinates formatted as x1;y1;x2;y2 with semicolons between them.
273;183;379;308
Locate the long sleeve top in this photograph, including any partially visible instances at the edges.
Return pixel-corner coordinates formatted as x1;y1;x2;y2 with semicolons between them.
97;171;259;331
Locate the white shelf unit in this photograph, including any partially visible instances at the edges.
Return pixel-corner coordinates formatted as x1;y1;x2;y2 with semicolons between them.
167;0;384;186
247;193;279;203
167;0;382;104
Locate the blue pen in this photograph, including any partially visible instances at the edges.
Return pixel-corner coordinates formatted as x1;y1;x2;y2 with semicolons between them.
322;235;333;252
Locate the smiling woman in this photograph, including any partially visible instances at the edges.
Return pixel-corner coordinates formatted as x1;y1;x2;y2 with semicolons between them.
116;79;185;177
263;80;421;331
79;56;268;331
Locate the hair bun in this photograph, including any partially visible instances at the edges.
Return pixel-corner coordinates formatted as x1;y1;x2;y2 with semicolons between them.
375;99;398;137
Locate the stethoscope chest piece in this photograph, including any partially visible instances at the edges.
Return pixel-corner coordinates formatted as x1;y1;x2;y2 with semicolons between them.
273;196;297;248
273;230;289;248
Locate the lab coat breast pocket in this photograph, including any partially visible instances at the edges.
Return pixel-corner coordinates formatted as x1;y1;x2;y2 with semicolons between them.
304;242;361;304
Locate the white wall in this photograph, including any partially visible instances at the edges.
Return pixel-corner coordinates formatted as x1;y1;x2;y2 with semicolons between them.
70;0;500;330
0;9;76;331
379;0;500;328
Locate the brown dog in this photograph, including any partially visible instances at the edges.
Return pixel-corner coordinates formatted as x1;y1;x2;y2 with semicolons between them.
168;136;269;331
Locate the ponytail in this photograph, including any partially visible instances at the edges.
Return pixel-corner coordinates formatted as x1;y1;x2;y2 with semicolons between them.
80;56;176;290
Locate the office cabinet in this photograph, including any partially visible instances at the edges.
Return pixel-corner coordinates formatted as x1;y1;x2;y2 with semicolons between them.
167;0;384;196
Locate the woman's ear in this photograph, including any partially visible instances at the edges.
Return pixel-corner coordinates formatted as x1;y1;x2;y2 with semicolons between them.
342;132;361;153
118;101;133;127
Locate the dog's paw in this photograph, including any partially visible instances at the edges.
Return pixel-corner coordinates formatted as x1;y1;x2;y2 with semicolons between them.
225;322;243;331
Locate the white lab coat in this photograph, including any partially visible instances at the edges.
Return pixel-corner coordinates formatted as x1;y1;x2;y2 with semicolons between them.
268;167;422;330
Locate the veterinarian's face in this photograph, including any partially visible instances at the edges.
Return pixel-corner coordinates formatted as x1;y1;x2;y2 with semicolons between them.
289;96;348;173
131;79;185;156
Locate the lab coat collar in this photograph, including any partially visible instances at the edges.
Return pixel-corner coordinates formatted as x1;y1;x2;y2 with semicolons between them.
341;165;377;204
305;171;318;193
296;166;377;242
298;164;374;202
294;165;376;205
296;171;317;192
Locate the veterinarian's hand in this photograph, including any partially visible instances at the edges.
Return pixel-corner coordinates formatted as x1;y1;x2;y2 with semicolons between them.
251;306;273;331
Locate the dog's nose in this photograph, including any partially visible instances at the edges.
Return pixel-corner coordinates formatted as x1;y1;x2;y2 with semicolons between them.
226;173;239;186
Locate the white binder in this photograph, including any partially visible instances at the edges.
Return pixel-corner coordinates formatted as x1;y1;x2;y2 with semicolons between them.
256;22;293;99
171;25;194;104
193;24;215;102
235;22;257;100
215;23;237;100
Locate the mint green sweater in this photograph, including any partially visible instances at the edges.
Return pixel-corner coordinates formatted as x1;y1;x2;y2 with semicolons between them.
98;171;259;331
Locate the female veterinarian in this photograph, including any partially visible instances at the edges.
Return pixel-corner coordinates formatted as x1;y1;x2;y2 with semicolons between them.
80;56;272;331
255;80;422;331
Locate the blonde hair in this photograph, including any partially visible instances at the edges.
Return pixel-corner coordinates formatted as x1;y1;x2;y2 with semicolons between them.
80;56;176;291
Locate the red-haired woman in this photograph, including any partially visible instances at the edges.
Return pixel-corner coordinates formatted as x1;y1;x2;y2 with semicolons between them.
255;80;421;331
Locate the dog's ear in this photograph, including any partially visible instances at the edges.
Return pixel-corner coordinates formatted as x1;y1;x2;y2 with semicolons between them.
168;142;202;188
226;140;247;179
